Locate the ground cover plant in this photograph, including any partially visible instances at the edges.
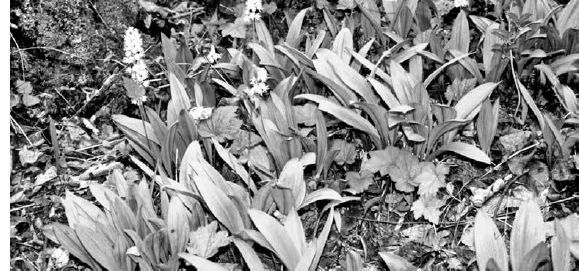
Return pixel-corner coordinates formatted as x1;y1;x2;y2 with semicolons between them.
9;0;579;270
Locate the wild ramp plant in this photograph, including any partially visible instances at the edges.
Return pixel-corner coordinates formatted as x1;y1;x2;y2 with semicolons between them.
114;0;499;234
43;169;207;271
90;1;575;270
44;138;357;271
290;34;499;224
473;200;575;271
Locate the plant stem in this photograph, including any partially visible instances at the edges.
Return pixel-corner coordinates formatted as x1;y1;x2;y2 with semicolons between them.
138;101;152;150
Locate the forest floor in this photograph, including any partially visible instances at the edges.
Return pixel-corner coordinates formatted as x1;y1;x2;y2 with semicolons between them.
9;0;579;270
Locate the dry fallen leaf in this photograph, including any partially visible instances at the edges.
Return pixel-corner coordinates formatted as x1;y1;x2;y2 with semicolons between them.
499;130;531;155
35;166;58;186
19;146;42;165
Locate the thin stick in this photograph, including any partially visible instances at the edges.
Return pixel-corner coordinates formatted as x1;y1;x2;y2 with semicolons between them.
10;32;26;81
10;46;89;59
458;141;540;193
10;115;33;146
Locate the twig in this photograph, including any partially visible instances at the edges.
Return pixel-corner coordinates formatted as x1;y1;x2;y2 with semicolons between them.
88;1;115;34
10;46;89;59
546;195;579;206
10;32;26;81
10;115;33;146
74;138;124;152
459;141;540;193
10;203;35;213
73;73;117;116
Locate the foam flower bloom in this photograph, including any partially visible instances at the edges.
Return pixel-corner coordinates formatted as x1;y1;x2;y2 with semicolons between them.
123;27;149;86
189;106;213;120
126;60;148;84
123;27;144;65
454;0;469;8
243;0;263;22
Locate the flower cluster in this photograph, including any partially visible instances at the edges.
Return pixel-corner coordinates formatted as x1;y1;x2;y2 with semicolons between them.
123;27;149;86
206;45;221;64
454;0;469;8
243;0;263;22
245;67;269;97
189;106;213;121
130;95;147;105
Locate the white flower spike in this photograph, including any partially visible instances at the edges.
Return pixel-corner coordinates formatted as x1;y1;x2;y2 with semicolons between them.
123;27;149;87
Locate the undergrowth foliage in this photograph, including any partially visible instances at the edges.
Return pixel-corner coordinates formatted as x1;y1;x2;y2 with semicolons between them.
16;0;576;270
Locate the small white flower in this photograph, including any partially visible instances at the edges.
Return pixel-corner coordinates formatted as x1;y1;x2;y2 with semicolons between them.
189;106;213;120
254;81;269;95
206;45;221;64
131;95;147;105
245;67;270;98
454;0;469;8
243;0;263;22
256;67;268;82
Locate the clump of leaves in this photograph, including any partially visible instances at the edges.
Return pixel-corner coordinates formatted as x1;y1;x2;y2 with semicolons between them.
43;169;208;271
474;200;576;271
360;146;449;224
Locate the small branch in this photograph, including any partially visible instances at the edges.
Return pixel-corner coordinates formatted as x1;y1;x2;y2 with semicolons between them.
10;46;89;60
459;141;540;193
10;32;26;81
10;115;33;146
